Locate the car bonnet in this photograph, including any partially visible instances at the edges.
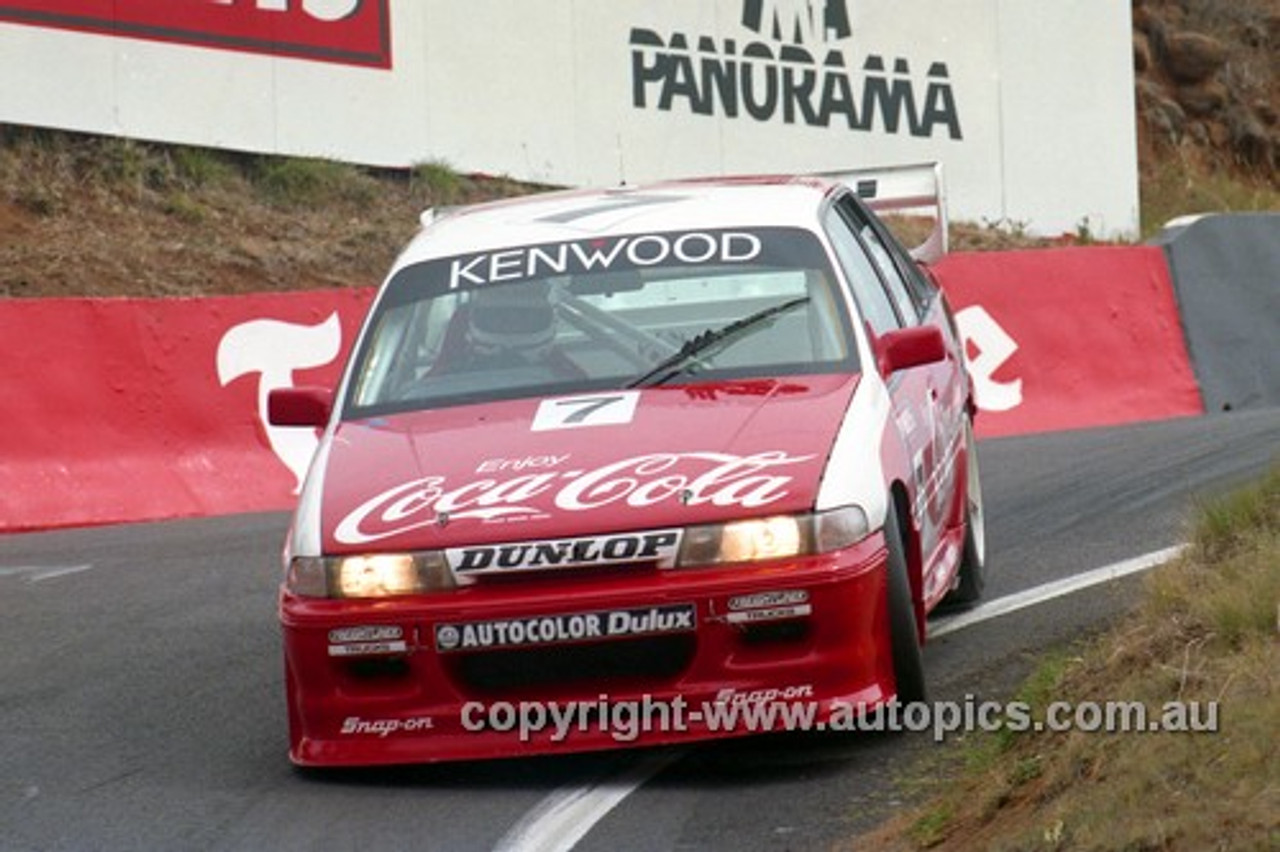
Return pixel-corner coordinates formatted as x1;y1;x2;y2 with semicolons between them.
316;374;861;552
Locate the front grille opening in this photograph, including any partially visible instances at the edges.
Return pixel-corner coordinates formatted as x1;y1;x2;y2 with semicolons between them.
344;656;411;680
738;620;810;644
448;635;695;696
468;561;663;587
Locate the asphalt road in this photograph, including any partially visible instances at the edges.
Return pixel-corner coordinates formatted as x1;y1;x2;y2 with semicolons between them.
2;408;1277;852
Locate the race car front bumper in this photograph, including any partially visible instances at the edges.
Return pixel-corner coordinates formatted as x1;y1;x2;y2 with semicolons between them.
280;532;901;766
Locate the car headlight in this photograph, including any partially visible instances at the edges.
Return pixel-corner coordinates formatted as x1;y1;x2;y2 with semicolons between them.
286;552;455;598
286;506;872;593
678;506;870;567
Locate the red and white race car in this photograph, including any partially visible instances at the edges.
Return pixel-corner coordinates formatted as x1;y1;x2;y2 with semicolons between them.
269;165;985;766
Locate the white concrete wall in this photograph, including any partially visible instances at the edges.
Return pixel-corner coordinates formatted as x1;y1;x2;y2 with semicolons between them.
0;0;1138;237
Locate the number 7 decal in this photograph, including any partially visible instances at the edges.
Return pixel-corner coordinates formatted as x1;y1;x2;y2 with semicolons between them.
531;392;640;431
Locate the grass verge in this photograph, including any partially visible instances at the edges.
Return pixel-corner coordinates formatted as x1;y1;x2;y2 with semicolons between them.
1139;145;1279;237
859;466;1279;851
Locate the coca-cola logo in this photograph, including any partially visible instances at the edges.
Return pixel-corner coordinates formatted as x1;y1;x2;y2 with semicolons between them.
334;451;814;545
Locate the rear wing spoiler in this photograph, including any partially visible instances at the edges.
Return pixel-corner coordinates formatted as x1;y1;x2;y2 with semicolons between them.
819;162;948;264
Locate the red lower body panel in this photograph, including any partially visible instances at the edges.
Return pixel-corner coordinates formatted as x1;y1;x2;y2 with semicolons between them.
281;535;898;766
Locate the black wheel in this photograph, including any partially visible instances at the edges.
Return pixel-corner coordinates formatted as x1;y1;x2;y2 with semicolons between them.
884;506;927;704
943;417;986;608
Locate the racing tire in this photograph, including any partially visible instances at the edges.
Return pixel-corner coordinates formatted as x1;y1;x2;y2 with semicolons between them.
884;506;927;704
942;417;986;608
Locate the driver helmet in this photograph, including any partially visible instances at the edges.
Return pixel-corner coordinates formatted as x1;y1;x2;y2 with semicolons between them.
466;282;557;354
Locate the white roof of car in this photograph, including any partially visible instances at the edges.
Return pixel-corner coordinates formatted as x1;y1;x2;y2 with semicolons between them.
392;176;840;269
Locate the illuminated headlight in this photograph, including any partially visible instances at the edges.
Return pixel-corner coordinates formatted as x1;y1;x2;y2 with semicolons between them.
677;506;871;567
286;552;455;598
711;516;804;562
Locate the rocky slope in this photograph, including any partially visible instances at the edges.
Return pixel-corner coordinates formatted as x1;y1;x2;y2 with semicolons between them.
1133;0;1276;175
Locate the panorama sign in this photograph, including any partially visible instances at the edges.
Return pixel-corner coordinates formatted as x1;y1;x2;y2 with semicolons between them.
0;0;391;67
629;0;962;139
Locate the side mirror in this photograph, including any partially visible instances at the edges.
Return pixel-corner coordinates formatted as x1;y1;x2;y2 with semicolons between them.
878;326;947;375
268;386;334;428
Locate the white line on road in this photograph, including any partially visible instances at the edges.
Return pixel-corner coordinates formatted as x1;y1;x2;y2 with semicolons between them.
493;545;1187;851
0;564;95;583
493;750;683;852
928;545;1187;639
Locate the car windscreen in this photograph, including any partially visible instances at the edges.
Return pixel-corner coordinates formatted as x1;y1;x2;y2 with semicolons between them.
344;226;858;417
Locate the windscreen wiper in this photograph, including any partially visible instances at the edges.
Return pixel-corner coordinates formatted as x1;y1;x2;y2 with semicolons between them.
626;297;809;388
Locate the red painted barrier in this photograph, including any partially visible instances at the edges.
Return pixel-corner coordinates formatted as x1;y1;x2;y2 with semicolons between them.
2;290;373;532
1;246;1206;532
0;1;393;68
935;247;1204;438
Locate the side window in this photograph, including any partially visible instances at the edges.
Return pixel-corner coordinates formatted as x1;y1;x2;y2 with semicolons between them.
900;260;939;311
870;214;940;312
823;206;900;336
843;200;921;324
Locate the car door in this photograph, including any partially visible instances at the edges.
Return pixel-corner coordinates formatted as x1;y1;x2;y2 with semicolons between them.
825;193;966;604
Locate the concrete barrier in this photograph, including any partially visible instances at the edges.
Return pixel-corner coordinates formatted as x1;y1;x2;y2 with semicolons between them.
1152;213;1280;414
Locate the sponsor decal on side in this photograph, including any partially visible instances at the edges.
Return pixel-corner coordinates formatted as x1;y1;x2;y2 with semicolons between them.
725;589;811;624
446;529;681;575
476;454;571;474
329;641;408;657
0;0;392;68
340;716;434;737
435;603;697;653
327;624;407;657
335;450;813;545
714;683;815;705
531;393;640;432
726;606;812;624
727;589;809;610
447;230;763;290
329;626;404;643
629;0;962;140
